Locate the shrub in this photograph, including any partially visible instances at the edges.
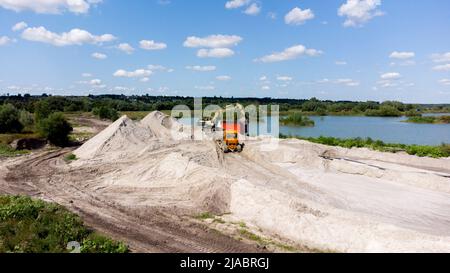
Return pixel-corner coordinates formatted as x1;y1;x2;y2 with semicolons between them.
281;113;315;127
0;104;24;133
81;234;129;253
34;100;52;121
437;116;450;124
93;106;119;121
365;106;402;117
19;110;35;129
37;113;73;147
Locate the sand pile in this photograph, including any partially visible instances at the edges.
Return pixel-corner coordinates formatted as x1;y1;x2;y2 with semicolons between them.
73;111;231;213
71;112;450;252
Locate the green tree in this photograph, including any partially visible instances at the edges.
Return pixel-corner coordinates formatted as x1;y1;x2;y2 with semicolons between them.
0;104;24;133
37;113;73;146
92;106;119;121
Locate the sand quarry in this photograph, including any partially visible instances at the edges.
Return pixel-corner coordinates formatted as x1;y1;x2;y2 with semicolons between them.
2;111;450;252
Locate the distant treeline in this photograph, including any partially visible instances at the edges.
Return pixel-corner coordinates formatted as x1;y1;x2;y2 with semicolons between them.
1;94;449;116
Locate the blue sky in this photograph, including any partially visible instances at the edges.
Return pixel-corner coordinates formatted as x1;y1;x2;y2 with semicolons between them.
0;0;449;103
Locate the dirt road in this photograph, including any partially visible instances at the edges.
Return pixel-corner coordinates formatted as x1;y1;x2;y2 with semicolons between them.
0;150;265;253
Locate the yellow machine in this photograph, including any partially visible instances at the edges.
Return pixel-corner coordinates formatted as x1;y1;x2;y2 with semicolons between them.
221;122;244;153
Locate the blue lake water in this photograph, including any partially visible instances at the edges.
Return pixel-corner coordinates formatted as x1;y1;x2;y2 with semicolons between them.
179;116;450;146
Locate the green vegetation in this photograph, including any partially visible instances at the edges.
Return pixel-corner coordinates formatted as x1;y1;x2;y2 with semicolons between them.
0;195;128;253
238;229;264;244
280;135;450;158
0;104;24;133
0;144;29;157
195;212;215;220
93;106;119;121
37;113;73;147
405;115;450;124
365;105;402;117
64;153;77;162
1;95;449;118
281;113;315;127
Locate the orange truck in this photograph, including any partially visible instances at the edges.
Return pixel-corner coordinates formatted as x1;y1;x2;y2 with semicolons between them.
220;122;244;153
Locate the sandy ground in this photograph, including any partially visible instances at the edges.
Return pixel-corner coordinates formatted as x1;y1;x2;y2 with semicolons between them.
1;111;450;253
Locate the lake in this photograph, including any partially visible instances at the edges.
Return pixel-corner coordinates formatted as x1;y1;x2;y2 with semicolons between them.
179;115;450;146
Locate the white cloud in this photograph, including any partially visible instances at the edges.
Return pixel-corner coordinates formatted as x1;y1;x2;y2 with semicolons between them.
225;0;251;9
90;79;102;86
431;52;450;63
12;21;27;31
197;48;235;58
140;77;150;83
256;44;322;63
0;36;12;46
0;0;103;14
335;61;347;65
91;52;107;59
244;3;261;16
117;43;135;54
380;72;401;80
186;65;216;72
335;78;360;87
261;85;270;91
113;69;152;78
216;75;232;81
338;0;384;27
139;40;167;50
21;26;116;46
148;65;174;72
285;7;314;25
378;72;402;88
183;35;242;48
259;76;267;81
439;79;450;86
433;64;450;72
390;51;415;60
82;73;92;77
277;76;292;81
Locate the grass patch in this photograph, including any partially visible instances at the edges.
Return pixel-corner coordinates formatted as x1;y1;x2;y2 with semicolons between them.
0;195;128;253
281;134;450;158
195;212;215;220
0;144;29;157
238;229;264;244
64;153;77;162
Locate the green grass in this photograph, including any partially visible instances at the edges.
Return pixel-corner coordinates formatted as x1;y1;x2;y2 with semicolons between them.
238;229;264;244
281;134;450;158
0;144;29;157
64;153;77;162
195;212;215;220
0;195;128;253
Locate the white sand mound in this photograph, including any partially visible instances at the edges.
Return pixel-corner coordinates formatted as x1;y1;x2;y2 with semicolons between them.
141;111;185;138
74;116;147;159
74;111;187;160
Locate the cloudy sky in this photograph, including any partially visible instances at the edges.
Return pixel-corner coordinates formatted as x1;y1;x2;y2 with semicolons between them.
0;0;449;103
